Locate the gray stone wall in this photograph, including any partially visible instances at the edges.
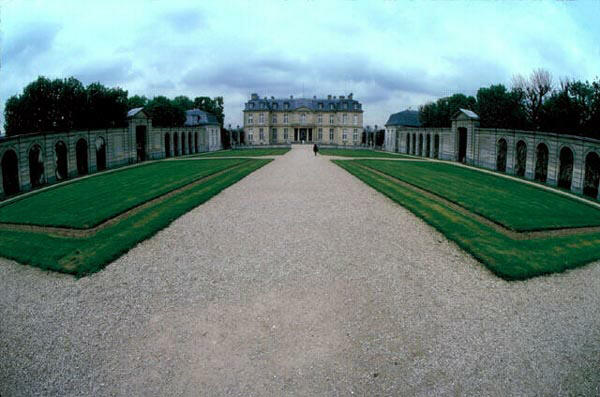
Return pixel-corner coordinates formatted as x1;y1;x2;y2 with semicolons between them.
383;115;600;198
0;116;221;199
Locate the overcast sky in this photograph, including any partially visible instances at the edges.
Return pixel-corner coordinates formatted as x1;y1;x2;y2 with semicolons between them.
1;0;600;131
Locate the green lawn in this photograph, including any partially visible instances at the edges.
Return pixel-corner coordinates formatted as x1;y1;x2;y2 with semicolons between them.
335;160;600;280
194;148;290;157
355;159;600;231
0;159;270;276
0;159;246;229
319;148;411;158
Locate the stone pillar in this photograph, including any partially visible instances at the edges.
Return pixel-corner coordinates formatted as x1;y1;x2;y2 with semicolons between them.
571;146;584;194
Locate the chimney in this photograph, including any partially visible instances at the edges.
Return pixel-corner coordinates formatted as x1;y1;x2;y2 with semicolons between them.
348;93;353;99
271;96;274;99
340;95;345;100
333;96;337;99
327;95;332;100
290;95;294;99
251;93;258;100
313;95;316;99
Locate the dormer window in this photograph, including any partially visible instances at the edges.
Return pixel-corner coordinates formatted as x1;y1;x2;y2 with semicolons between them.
343;103;348;110
319;103;323;109
273;103;278;109
250;103;255;109
330;103;334;110
300;113;306;124
354;103;359;110
284;102;289;110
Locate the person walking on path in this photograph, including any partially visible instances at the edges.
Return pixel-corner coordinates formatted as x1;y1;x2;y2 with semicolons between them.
313;143;319;156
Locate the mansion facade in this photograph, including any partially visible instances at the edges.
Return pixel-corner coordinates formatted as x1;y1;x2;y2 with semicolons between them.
243;93;363;145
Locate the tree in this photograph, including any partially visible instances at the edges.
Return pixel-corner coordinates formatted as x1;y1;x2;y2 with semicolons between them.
145;96;185;127
193;96;224;125
475;84;527;129
419;93;476;127
85;82;128;129
172;95;194;111
127;95;148;109
512;68;553;129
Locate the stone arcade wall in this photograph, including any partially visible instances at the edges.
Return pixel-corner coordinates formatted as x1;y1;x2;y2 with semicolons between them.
0;114;221;199
384;112;600;198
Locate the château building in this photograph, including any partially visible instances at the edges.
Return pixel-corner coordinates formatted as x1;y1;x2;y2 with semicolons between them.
243;93;363;145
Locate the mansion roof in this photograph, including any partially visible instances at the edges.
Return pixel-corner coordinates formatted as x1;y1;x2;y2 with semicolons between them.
244;93;362;112
185;109;219;126
385;110;421;127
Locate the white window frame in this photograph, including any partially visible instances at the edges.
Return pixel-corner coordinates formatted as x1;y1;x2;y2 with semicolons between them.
284;113;289;124
284;128;288;140
342;128;348;141
259;113;265;124
329;128;334;141
272;114;277;123
259;127;264;141
248;114;254;124
318;128;323;141
353;114;358;125
329;114;334;125
271;127;277;141
318;113;322;124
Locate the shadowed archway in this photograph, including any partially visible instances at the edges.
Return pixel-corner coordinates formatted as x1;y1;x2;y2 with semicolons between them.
535;143;549;183
515;140;527;177
496;138;507;172
95;137;106;171
76;138;88;176
29;144;45;188
55;141;68;181
2;149;20;195
584;151;600;198
558;146;574;190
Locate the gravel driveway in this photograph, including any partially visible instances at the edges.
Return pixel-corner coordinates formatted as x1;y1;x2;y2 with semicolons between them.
2;145;600;396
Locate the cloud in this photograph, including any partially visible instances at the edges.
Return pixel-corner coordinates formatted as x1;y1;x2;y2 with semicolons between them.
2;22;61;65
163;8;204;33
72;58;140;87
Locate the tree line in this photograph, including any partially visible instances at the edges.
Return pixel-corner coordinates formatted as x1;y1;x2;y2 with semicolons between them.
419;69;600;137
3;76;224;136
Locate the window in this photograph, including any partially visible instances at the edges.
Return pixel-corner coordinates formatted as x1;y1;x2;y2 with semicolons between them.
343;103;348;110
319;103;323;109
259;113;265;124
329;114;334;124
259;128;264;141
353;114;358;125
248;129;254;141
284;113;289;124
330;103;334;110
284;128;288;140
300;113;306;124
250;103;255;109
260;102;265;109
329;128;334;141
273;103;278;109
342;129;348;141
284;102;289;110
318;128;323;141
354;103;359;110
353;128;358;142
271;128;277;141
342;114;348;124
318;113;322;124
272;114;277;123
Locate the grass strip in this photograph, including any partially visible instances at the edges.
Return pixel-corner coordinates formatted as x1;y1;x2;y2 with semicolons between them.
334;160;600;280
354;159;600;231
193;148;290;157
319;149;411;158
0;160;270;276
0;159;246;229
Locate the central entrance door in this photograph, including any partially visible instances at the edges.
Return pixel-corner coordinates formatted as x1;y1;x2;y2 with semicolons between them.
299;128;307;142
457;127;467;163
136;126;147;162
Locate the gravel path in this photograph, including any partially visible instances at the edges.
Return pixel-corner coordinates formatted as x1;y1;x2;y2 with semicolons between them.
2;145;600;396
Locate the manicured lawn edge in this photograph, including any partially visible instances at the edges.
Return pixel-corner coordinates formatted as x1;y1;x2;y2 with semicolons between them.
0;159;247;229
334;160;600;280
0;160;271;277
